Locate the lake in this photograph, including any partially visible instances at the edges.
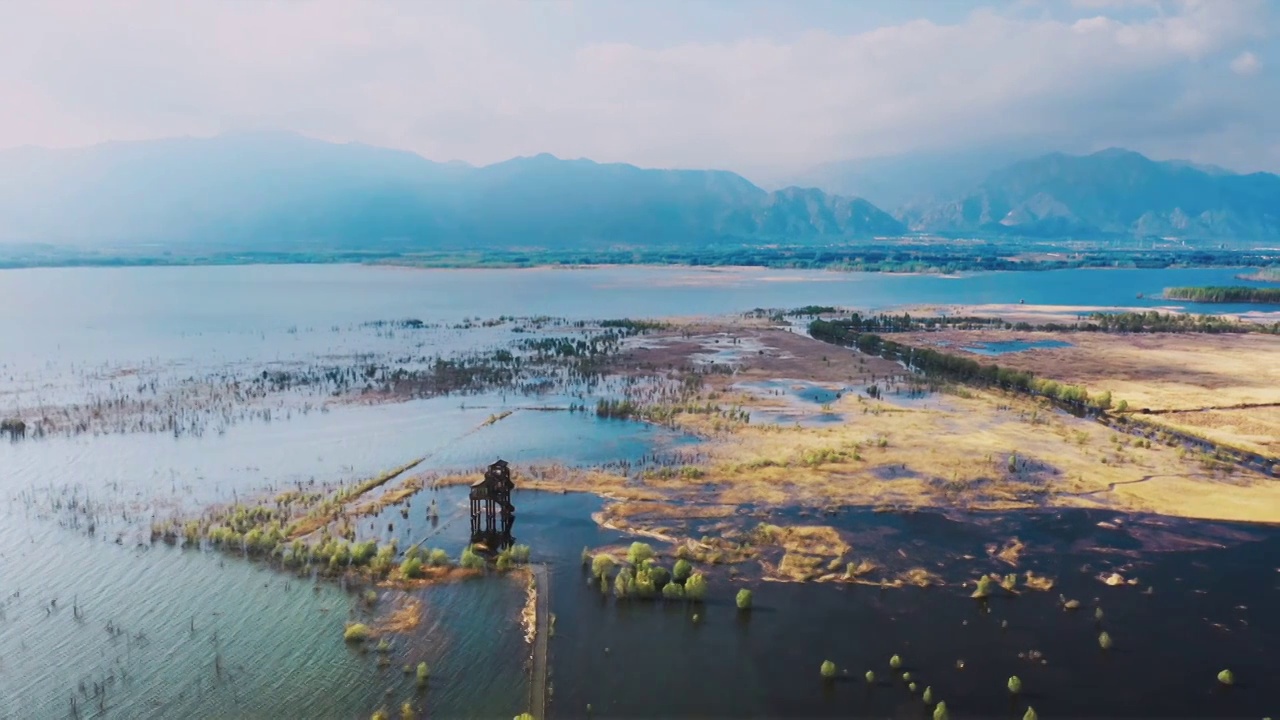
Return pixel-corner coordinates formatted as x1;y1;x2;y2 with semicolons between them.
1;263;1277;719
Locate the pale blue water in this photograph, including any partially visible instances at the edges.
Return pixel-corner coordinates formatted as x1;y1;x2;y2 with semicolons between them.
1;263;1276;719
963;339;1074;355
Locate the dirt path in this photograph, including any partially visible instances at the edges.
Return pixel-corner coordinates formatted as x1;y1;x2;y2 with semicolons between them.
530;563;550;720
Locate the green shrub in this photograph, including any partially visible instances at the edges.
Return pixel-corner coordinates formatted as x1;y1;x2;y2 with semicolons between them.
736;589;753;609
648;565;671;589
591;554;616;579
890;654;902;669
922;686;933;704
1008;675;1022;694
400;556;424;579
363;589;379;606
614;568;633;599
510;544;531;563
632;568;657;598
1217;669;1234;686
909;682;918;693
1098;631;1113;650
865;671;875;683
344;623;372;642
820;660;837;678
426;548;450;567
377;638;390;653
933;702;949;720
1024;708;1038;720
684;572;708;601
662;581;685;599
401;702;415;720
673;559;693;582
460;545;486;570
496;550;514;572
416;661;429;687
1095;607;1104;620
372;708;389;720
352;540;378;565
627;542;655;566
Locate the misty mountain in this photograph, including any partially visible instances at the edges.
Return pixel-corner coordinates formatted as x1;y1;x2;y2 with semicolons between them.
0;133;903;249
779;145;1040;211
899;148;1280;243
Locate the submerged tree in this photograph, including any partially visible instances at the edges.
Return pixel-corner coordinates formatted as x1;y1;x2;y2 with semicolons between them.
627;542;655;566
685;572;708;601
591;554;616;580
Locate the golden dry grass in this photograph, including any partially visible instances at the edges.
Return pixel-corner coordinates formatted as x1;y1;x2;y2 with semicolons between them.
590;321;1280;524
895;329;1280;457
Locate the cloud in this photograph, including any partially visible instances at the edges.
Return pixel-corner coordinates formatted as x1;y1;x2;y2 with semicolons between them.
0;0;1276;175
1230;50;1262;75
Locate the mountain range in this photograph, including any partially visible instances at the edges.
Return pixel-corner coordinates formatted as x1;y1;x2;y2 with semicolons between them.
0;132;1277;249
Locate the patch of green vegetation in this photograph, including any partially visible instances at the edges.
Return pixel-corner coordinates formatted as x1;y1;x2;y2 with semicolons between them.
736;588;753;609
820;660;837;679
344;623;372;643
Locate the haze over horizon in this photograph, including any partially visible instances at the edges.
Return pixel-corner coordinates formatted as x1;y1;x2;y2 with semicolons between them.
2;0;1277;184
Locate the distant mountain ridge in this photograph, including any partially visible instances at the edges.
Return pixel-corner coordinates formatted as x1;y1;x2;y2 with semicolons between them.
898;148;1280;243
0;133;904;249
2;134;1276;249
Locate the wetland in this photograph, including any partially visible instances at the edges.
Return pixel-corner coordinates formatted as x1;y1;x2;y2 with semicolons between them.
3;264;1280;719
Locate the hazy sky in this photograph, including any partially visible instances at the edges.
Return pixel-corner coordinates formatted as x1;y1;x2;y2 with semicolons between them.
1;0;1276;178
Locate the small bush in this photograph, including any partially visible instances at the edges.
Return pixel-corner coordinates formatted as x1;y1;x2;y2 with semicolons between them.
684;572;708;601
1098;631;1113;650
400;556;424;579
933;702;949;720
909;682;918;693
736;589;753;610
1217;669;1234;686
820;660;837;678
460;546;486;570
1008;675;1022;694
377;638;390;653
865;670;875;683
416;662;429;687
648;565;671;589
662;581;685;599
1095;607;1104;620
363;589;379;606
614;568;633;599
372;708;389;720
673;559;693;582
427;548;450;567
1023;708;1038;720
627;542;655;566
496;551;514;572
344;623;372;643
401;702;415;720
510;544;531;563
591;554;616;579
890;654;902;669
922;686;933;704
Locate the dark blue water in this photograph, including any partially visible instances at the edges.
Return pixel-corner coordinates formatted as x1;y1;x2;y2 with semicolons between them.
544;506;1280;719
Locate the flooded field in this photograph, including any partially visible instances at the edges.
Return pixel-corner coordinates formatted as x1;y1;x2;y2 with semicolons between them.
3;264;1280;719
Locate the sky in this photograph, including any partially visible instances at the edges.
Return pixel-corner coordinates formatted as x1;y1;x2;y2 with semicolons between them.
0;0;1276;180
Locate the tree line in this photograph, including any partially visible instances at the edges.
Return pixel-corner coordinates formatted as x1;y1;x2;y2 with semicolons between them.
1163;286;1280;304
